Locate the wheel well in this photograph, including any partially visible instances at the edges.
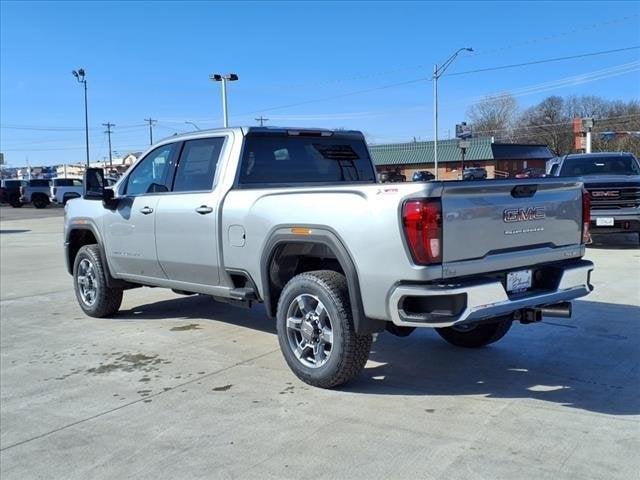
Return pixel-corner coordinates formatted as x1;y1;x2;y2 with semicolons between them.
67;229;97;273
267;241;344;317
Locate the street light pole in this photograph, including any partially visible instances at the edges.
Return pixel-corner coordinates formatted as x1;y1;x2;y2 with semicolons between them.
210;73;239;128
432;48;473;180
72;68;89;166
184;121;201;130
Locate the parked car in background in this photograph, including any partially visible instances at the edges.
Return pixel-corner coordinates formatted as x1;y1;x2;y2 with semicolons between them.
412;170;435;182
379;170;406;183
0;179;26;207
514;167;546;179
50;178;83;206
462;166;487;180
20;179;51;208
548;152;640;242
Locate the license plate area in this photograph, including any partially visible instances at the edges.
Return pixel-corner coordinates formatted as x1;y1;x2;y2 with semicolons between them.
596;217;614;226
506;269;532;293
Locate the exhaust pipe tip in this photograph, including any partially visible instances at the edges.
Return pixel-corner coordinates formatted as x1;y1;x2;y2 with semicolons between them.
540;302;572;319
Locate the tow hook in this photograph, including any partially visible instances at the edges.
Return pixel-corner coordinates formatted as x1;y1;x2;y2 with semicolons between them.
513;309;542;324
514;302;572;324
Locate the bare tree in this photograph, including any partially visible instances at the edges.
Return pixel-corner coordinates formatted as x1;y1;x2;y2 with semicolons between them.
517;96;573;155
466;94;518;141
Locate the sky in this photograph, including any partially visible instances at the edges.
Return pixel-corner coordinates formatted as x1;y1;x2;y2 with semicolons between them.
1;0;639;167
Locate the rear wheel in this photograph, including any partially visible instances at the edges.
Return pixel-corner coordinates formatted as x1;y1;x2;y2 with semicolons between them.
9;196;22;208
73;244;123;317
32;194;49;209
436;316;512;348
276;270;372;388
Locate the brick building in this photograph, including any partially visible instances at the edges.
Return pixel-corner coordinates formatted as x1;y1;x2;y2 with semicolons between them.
369;137;553;180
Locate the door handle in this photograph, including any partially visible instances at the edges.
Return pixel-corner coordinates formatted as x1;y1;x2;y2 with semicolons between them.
195;205;214;215
139;206;154;215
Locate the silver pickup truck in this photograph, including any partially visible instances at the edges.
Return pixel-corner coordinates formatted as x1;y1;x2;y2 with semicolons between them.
65;127;594;388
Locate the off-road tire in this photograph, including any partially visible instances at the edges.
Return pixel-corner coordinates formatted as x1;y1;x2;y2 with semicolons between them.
32;194;49;209
276;270;372;388
9;196;22;208
436;317;513;348
73;244;123;317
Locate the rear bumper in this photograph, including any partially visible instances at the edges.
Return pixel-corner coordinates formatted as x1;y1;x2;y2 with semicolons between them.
388;260;594;328
591;211;640;234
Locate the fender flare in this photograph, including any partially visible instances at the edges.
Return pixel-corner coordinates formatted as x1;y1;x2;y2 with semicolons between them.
65;221;126;288
260;227;384;335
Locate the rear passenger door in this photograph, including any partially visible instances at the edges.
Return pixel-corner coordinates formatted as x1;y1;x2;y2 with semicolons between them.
155;135;228;287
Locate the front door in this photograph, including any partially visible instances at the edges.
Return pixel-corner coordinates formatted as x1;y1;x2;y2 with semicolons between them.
103;142;179;279
155;136;227;286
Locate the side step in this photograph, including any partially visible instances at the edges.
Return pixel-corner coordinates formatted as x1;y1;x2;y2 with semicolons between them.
229;287;257;301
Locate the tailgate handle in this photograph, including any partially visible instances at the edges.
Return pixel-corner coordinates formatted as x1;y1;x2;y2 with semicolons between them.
511;184;537;198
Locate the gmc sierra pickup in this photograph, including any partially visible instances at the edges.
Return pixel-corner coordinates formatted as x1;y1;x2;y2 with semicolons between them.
548;152;640;243
65;127;594;388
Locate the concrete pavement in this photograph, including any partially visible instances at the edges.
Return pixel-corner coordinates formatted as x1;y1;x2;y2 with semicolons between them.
1;206;639;479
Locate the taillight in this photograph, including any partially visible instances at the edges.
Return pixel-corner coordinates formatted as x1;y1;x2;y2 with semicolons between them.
582;188;591;244
402;199;442;264
20;186;25;195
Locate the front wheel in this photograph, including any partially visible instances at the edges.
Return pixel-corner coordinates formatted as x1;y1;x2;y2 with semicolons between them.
436;317;512;348
276;270;372;388
73;244;123;317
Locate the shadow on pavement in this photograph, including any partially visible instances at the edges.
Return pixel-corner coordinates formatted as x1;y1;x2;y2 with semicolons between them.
588;232;639;250
116;294;276;334
116;295;639;416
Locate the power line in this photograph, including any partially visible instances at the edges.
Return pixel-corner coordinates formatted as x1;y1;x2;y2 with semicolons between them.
446;46;640;77
240;46;640;116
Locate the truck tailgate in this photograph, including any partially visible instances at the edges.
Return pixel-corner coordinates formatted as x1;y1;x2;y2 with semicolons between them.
440;179;583;263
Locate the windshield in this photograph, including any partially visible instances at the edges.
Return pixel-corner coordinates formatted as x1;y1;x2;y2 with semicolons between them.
559;155;640;176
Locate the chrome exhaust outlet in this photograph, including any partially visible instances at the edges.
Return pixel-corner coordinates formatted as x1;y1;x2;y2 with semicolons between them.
539;302;572;318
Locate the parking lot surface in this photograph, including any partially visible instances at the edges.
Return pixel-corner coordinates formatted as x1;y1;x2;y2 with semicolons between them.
1;205;639;479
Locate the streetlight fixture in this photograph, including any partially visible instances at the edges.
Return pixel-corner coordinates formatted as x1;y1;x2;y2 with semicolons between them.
209;73;239;128
184;121;201;131
72;68;90;166
432;48;473;180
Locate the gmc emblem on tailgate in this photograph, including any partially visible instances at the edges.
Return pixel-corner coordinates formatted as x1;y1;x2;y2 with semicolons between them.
503;206;546;223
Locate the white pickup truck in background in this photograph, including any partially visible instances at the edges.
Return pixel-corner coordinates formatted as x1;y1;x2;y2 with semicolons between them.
50;178;84;205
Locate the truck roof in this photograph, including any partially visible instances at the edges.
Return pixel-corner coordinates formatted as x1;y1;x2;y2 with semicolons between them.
564;152;635;159
158;126;365;144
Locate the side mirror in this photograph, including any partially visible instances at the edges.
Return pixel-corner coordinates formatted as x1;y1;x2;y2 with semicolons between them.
84;168;105;200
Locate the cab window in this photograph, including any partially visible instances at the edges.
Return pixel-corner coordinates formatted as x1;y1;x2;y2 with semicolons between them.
125;144;177;196
173;137;225;192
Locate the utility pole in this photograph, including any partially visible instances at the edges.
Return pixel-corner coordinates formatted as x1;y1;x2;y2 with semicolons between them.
255;116;269;127
432;47;473;180
103;122;115;169
144;118;156;145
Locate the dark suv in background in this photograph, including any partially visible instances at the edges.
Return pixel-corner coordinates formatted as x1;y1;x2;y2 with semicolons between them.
548;152;640;242
0;179;26;207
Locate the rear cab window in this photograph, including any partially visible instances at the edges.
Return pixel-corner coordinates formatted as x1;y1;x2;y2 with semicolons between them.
30;179;50;187
238;133;376;187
